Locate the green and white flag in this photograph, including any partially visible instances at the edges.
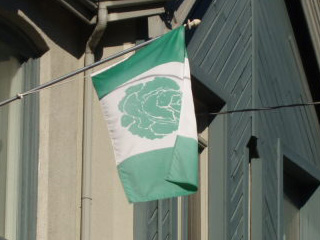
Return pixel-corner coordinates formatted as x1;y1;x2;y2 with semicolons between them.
91;26;198;203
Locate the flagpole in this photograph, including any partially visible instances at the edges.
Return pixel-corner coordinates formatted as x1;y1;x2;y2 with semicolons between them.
0;19;201;108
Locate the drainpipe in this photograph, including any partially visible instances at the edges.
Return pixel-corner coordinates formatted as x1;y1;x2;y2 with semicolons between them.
81;3;108;240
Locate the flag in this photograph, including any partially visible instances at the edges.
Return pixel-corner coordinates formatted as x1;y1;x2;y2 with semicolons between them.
91;26;198;203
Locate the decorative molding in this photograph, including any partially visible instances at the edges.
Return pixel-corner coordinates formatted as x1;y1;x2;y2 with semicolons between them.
0;8;49;59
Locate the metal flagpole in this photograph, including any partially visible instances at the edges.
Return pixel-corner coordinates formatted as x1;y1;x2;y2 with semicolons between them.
0;19;201;108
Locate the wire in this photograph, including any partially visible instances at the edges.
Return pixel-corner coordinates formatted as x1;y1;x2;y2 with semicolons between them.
0;19;318;115
200;101;320;116
2;69;320;115
0;61;319;115
1;64;320;115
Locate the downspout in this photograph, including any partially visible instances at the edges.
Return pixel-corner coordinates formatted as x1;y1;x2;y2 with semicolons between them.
81;3;108;240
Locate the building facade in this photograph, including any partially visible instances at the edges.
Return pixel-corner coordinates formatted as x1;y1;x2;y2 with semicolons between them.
0;0;320;240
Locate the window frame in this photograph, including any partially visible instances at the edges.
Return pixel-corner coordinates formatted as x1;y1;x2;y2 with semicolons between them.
133;134;209;240
0;12;45;239
133;97;212;240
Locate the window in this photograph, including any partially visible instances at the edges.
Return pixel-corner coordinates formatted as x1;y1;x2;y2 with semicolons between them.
0;40;24;239
0;21;41;239
172;133;208;240
187;134;208;240
134;94;214;240
134;134;208;240
133;67;226;239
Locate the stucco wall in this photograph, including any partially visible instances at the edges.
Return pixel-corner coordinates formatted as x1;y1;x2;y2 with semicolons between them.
31;4;86;240
37;17;142;240
0;1;85;239
90;21;142;240
0;2;143;239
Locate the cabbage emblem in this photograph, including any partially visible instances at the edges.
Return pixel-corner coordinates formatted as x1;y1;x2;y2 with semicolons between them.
118;77;181;139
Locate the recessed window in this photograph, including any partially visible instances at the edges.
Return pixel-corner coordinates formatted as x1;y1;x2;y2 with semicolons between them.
0;40;25;239
134;93;214;240
0;30;40;239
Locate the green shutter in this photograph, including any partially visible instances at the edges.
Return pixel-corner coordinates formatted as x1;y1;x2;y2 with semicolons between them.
134;199;177;240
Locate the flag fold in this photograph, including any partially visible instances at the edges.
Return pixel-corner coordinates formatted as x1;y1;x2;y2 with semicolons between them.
92;26;198;203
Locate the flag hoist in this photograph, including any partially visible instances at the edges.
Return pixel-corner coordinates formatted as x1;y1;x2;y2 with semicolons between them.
92;25;199;203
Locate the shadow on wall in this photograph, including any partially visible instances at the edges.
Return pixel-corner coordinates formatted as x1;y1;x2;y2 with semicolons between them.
0;0;93;59
95;18;148;61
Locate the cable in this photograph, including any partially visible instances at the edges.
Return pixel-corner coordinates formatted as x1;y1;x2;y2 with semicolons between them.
1;63;320;115
0;17;318;116
200;101;320;116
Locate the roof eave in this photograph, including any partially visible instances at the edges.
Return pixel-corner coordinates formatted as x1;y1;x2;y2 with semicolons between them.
56;0;172;25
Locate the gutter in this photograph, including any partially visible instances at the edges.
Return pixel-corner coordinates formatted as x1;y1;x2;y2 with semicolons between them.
54;0;97;24
81;3;108;240
55;0;169;24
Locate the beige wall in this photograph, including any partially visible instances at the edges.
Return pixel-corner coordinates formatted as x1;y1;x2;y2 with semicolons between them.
36;19;85;240
0;2;166;239
0;2;86;239
37;21;140;240
90;21;141;240
38;47;84;240
33;10;142;240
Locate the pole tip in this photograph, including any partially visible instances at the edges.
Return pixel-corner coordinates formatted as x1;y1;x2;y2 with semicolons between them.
184;19;201;29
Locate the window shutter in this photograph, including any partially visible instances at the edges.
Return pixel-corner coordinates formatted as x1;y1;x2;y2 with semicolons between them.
134;199;176;240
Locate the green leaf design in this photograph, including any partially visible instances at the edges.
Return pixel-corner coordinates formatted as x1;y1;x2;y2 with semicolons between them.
118;77;182;139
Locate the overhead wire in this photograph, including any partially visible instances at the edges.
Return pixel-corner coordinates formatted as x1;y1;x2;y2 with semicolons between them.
0;18;319;116
1;67;320;116
203;101;320;115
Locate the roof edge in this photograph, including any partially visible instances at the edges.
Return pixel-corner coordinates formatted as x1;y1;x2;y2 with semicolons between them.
284;0;320;121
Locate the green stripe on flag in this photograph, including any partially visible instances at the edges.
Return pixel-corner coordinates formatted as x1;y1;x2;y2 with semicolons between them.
117;136;198;203
166;135;199;187
92;26;186;100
